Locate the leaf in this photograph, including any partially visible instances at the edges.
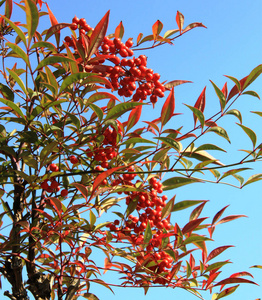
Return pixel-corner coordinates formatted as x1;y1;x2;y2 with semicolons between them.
25;0;39;47
216;285;239;299
39;141;58;168
59;72;94;95
45;23;72;41
193;87;206;127
237;123;256;148
182;22;207;33
210;80;226;112
242;90;260;99
46;3;59;47
126;102;143;132
212;206;229;225
6;42;30;66
242;64;262;90
227;76;247;101
215;214;247;226
207;126;230;143
83;293;99;300
182;218;207;235
88;11;109;59
0;83;14;101
172;200;205;212
155;137;181;152
89;103;104;122
185;104;205;129
87;92;118;103
105;102;145;121
163;29;179;39
115;21;124;40
176;11;184;33
242;173;262;187
206;246;233;262
152;19;163;40
121;137;156;145
136;33;143;44
161;87;175;127
213;277;258;287
0;98;25;119
36;56;76;70
163;177;202;191
195;144;226;153
144;221;152;245
4;0;12;19
1;15;27;46
219;168;250;182
205;261;231;273
224;75;240;91
183;235;211;246
221;82;228;98
164;80;192;89
90;166;125;200
161;196;174;219
183;148;224;166
225;109;242;123
190;201;208;221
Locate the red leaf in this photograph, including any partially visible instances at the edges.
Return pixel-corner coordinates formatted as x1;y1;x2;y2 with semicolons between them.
126;101;143;132
205;271;221;289
176;11;184;34
194;87;206;127
221;82;228;98
227;76;248;101
72;182;89;201
48;197;62;217
115;21;124;40
46;3;59;47
206;246;234;262
212;205;229;225
5;0;13;19
88;11;110;59
215;214;247;225
152;19;163;40
90;166;125;201
182;217;207;235
214;277;258;289
161;87;175;127
164;79;192;89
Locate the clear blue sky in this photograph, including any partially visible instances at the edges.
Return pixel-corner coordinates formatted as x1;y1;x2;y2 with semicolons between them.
3;0;262;299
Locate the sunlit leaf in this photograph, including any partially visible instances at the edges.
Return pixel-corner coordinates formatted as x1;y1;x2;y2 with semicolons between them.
25;0;39;46
163;177;202;191
161;87;175;127
176;11;184;33
237;123;256;148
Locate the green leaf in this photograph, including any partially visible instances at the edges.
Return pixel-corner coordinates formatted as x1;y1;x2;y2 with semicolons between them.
204;261;231;273
185;104;205;128
7;68;28;96
83;292;99;300
121;137;156;145
105;102;144;121
6;42;29;66
183;148;224;166
242;173;262;188
242;90;260;99
161;196;175;219
210;80;226;111
195;144;226;153
216;285;239;299
39;141;58;168
144;221;152;245
224;75;240;91
163;177;202;191
0;98;25;119
225;109;242;123
1;15;27;46
155;137;181;152
237;123;256;148
163;29;179;38
89;103;104;122
207;126;230;143
219;168;250;182
58;72;94;94
172;200;205;212
242;64;262;90
25;0;39;47
183;235;211;245
0;83;14;101
31;41;57;52
36;56;76;71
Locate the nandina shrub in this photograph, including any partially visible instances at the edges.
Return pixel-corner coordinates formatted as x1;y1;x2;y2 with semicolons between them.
0;1;261;300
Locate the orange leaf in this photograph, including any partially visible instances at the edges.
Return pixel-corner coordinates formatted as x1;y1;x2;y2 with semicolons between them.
152;19;163;40
176;11;184;34
71;182;89;201
115;21;124;40
126;102;143;132
194;86;206;127
161;87;175;127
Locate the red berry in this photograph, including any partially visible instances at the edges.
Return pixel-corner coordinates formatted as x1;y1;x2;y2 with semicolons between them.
72;16;79;24
125;39;133;48
78;18;87;27
61;189;68;197
70;23;78;30
69;155;79;164
49;163;59;172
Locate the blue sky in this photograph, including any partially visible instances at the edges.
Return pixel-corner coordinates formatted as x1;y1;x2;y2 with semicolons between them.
2;0;262;299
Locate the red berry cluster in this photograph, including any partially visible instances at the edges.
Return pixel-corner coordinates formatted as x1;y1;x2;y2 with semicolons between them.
41;163;68;197
86;125;121;169
63;17;166;105
64;16;92;48
105;172;174;284
99;37;166;104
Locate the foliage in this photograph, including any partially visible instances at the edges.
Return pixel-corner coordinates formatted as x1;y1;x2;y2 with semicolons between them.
0;1;261;300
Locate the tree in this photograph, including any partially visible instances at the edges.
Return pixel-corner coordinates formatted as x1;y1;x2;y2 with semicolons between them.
0;1;261;299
